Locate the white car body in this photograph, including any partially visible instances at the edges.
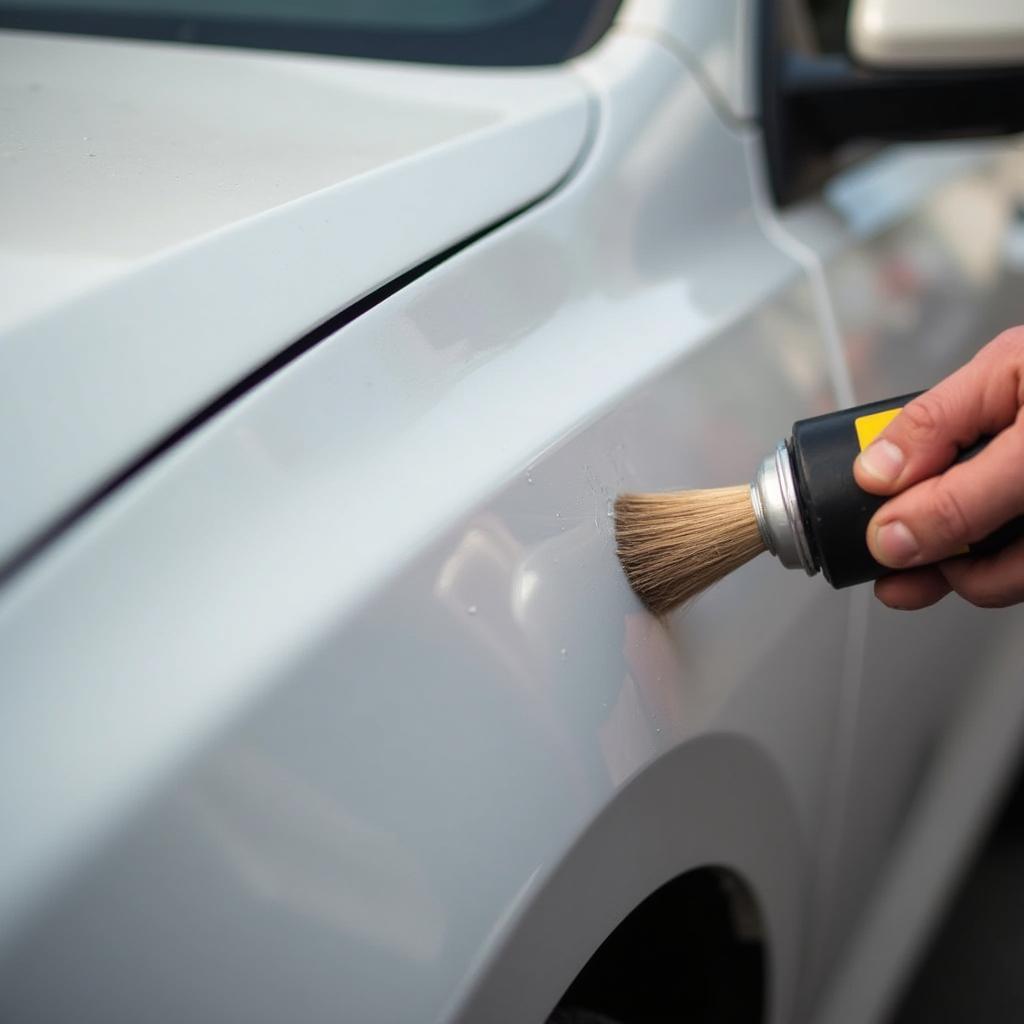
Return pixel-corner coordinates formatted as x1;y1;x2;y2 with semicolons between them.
2;3;1023;1022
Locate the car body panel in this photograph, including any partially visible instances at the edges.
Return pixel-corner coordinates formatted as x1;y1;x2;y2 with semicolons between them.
616;0;755;120
770;140;1024;1020
0;31;847;1024
4;6;1024;1024
0;29;590;572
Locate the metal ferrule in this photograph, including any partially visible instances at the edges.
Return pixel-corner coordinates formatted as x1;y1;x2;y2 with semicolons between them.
750;441;818;576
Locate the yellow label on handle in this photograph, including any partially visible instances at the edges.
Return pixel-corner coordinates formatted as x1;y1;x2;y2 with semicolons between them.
854;407;902;451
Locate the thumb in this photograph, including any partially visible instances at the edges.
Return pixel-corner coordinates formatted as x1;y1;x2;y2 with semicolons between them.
854;329;1024;497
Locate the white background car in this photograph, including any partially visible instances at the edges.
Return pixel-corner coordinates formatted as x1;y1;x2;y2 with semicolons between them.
2;1;1024;1022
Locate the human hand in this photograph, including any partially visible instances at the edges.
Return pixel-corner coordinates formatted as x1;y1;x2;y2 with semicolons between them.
853;327;1024;609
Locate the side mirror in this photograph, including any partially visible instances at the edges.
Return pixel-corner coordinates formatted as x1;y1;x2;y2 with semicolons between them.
761;0;1024;206
849;0;1024;69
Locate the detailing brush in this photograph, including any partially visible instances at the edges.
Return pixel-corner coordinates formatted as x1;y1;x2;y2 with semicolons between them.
615;393;1024;615
615;487;765;614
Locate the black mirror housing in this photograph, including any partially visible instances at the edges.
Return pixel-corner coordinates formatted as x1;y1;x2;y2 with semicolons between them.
761;0;1024;206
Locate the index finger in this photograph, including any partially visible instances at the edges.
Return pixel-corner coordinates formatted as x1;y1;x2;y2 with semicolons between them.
853;327;1024;496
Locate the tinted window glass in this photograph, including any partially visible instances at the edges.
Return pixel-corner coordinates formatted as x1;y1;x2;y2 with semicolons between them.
0;0;621;65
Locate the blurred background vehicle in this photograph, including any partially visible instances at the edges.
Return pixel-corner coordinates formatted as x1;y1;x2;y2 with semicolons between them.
1;1;1024;1021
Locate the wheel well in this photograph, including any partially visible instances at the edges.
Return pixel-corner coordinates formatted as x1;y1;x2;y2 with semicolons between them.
547;867;765;1023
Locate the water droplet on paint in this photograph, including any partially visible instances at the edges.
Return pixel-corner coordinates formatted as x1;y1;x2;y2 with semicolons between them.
467;604;477;615
606;499;614;518
560;647;568;658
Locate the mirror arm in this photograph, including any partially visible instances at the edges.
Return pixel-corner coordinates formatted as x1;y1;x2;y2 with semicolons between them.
761;8;1024;206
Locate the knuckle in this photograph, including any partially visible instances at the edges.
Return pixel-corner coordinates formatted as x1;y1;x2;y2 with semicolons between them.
960;579;1013;609
898;396;944;447
928;482;971;546
988;326;1024;358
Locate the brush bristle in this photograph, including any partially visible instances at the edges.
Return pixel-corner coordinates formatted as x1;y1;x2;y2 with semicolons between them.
614;485;766;614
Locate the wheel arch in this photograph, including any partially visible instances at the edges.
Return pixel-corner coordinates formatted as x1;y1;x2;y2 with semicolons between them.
449;731;806;1024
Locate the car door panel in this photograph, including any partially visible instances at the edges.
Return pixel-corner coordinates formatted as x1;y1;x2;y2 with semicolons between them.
777;139;1024;1008
0;31;847;1024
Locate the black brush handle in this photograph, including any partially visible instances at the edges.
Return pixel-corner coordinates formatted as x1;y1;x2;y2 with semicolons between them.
789;394;1024;589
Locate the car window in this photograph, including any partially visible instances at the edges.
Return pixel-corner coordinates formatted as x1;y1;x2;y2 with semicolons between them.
0;0;621;65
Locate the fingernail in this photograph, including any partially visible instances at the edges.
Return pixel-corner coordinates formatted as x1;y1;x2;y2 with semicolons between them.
857;439;905;484
874;521;920;567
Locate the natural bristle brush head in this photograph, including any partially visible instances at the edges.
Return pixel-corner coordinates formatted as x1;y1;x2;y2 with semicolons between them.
614;485;767;615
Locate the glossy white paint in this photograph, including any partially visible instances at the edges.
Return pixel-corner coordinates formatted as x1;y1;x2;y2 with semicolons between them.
3;5;1024;1024
0;26;848;1024
0;30;590;571
818;626;1024;1024
769;139;1024;1021
616;0;755;121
